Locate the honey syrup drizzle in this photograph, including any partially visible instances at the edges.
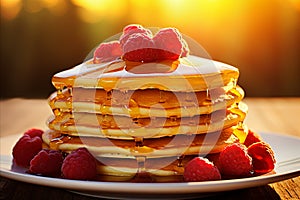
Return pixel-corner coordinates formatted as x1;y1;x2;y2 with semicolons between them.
47;56;241;182
52;56;239;92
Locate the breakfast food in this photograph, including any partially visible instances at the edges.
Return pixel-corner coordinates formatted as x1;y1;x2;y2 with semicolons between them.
29;149;63;177
218;143;253;177
12;24;276;182
183;157;221;182
61;148;97;180
12;132;42;167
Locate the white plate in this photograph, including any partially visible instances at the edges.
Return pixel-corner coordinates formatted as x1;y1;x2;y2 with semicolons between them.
1;132;300;199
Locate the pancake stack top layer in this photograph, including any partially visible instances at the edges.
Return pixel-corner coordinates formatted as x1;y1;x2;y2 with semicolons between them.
44;25;248;178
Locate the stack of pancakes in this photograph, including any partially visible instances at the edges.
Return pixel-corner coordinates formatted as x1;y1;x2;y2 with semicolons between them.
43;55;248;181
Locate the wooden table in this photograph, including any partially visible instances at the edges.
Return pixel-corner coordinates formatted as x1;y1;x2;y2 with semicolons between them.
1;98;299;200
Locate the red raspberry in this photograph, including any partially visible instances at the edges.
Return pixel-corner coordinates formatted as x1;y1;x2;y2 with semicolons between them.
61;148;97;180
24;128;44;139
248;142;276;175
153;28;183;60
29;149;63;177
183;157;221;182
93;41;122;63
119;24;152;46
12;134;42;167
244;129;262;147
120;25;189;62
122;33;157;62
123;24;145;34
219;143;253;177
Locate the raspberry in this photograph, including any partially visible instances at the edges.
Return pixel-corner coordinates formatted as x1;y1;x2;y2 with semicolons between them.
29;149;63;177
123;24;146;34
120;25;189;62
93;41;122;63
24;128;44;139
12;134;42;167
183;157;221;182
61;148;97;180
153;28;183;60
219;143;253;177
244;129;262;147
248;142;276;175
119;24;152;46
122;33;157;62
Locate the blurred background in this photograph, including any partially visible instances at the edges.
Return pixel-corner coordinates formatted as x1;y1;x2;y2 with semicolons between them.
1;0;299;98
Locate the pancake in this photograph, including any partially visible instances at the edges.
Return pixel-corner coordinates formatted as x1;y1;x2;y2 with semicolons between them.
42;127;241;159
43;124;245;178
48;85;244;118
47;102;247;139
44;27;249;180
95;156;194;178
51;56;239;92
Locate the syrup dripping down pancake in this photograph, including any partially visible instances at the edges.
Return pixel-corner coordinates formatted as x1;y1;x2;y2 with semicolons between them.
42;127;241;159
48;85;244;118
45;54;248;179
42;127;245;177
51;56;239;92
47;102;247;139
95;156;194;178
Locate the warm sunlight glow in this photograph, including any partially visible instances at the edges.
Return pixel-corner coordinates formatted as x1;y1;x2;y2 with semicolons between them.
0;0;22;20
41;0;59;8
23;0;60;13
1;0;299;97
288;0;300;11
71;0;127;23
